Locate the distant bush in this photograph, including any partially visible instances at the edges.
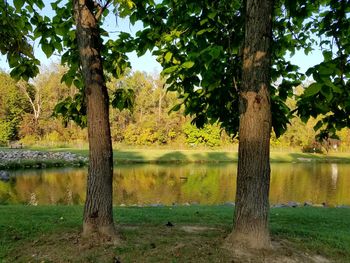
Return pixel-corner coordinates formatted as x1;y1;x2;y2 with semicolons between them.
20;135;39;146
0;121;11;145
183;123;221;147
302;142;324;154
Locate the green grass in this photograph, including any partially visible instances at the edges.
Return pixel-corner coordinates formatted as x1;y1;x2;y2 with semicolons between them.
20;147;350;163
0;205;349;262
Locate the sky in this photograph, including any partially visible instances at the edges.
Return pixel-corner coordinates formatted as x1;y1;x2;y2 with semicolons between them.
0;2;323;76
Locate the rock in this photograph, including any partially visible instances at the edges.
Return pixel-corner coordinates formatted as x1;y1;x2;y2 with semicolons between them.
0;170;10;181
149;203;163;207
224;202;235;206
304;201;313;207
0;150;88;169
150;242;156;249
336;205;350;208
165;221;174;227
313;203;325;207
287;201;299;208
272;203;288;208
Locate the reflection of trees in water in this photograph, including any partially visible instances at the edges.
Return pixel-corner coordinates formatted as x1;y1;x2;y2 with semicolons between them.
270;163;350;205
114;164;236;205
6;169;86;205
2;163;350;205
331;164;338;187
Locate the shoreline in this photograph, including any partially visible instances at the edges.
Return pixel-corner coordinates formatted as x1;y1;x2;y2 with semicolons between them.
0;150;87;170
1;148;350;170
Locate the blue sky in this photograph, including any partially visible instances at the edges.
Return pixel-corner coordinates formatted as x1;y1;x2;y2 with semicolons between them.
0;3;322;75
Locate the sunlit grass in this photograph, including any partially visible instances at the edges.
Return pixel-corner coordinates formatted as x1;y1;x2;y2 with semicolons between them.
46;147;350;163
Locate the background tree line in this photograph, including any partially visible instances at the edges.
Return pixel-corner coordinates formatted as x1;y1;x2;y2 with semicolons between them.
1;65;350;151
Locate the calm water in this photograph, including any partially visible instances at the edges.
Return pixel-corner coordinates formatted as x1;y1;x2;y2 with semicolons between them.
1;163;349;206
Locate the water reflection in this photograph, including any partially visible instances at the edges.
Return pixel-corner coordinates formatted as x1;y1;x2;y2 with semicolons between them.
0;163;349;205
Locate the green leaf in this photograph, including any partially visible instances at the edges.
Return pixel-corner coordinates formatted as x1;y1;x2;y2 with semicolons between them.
162;65;179;74
197;29;207;36
320;85;333;102
41;43;54;58
319;65;333;76
181;61;195;69
314;120;323;131
200;18;208;26
208;11;217;19
305;67;314;77
14;0;24;10
111;89;135;111
169;103;181;113
164;52;173;63
324;79;342;93
322;50;332;61
303;83;321;97
209;47;221;59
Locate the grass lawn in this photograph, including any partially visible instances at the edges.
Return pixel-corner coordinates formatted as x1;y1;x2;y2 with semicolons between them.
22;147;350;164
0;205;349;262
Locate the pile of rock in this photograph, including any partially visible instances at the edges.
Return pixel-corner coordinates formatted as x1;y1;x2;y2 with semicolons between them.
271;201;350;208
0;150;88;170
0;150;87;162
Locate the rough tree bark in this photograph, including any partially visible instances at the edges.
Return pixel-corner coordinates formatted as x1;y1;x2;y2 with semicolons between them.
226;0;273;249
73;0;118;241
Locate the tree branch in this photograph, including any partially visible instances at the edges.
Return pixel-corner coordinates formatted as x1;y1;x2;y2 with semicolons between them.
95;0;111;21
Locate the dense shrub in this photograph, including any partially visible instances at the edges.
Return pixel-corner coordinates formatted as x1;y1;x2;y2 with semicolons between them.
302;142;324;154
183;123;221;147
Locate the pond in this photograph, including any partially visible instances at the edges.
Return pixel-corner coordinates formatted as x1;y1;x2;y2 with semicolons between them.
1;163;349;206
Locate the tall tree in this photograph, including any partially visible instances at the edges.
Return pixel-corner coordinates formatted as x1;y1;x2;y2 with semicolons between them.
124;0;349;251
73;0;116;240
226;0;273;248
1;0;132;241
125;0;278;249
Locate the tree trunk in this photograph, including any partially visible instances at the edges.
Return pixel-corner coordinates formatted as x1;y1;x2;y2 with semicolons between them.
73;0;118;241
227;0;273;249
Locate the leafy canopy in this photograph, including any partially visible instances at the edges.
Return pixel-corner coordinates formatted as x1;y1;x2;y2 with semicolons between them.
1;0;135;126
1;0;349;139
117;0;349;139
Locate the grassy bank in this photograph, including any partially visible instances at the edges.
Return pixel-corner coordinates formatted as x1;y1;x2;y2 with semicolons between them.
1;205;349;262
31;147;350;163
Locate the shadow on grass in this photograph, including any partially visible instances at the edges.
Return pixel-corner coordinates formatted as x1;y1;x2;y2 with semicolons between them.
206;152;236;162
113;150;237;164
113;151;146;163
156;151;189;163
287;153;350;163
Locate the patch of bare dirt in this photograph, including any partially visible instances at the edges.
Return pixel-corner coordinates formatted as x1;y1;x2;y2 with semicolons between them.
6;227;333;263
180;225;217;233
9;230;120;263
223;239;331;263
